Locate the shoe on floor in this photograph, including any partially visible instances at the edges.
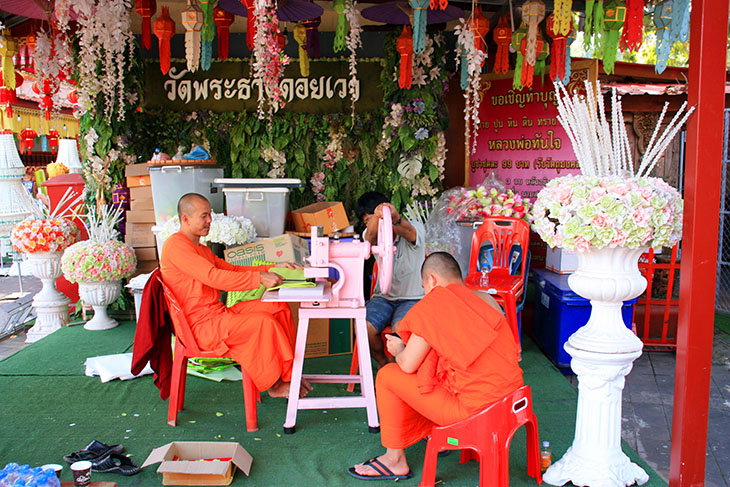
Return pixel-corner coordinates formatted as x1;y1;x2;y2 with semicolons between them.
93;453;141;476
63;440;125;465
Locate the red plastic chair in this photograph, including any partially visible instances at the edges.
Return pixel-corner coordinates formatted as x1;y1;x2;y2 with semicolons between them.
158;275;261;432
420;385;542;487
465;217;530;347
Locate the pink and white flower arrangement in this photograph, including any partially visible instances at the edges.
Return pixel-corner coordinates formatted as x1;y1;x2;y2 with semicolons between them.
10;218;81;254
159;212;256;246
447;186;533;223
531;174;683;252
61;239;136;283
252;0;289;118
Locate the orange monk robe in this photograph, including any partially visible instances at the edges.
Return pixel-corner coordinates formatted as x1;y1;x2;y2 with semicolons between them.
160;232;296;391
376;283;523;449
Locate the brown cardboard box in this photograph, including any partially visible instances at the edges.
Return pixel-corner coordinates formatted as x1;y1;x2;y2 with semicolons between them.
130;185;153;201
142;442;252;486
291;201;349;236
126;175;151;187
126;209;156;223
224;234;309;267
131;259;158;278
125;222;155;247
131;197;155;211
134;247;158;261
125;163;150;178
287;302;332;359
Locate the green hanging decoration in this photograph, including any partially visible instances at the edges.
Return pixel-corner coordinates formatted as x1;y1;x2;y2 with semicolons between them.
584;0;595;48
333;0;348;52
601;0;625;74
200;0;215;70
511;22;527;90
534;34;550;86
593;1;605;46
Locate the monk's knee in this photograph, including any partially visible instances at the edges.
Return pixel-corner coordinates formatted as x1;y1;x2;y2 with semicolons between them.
375;362;400;390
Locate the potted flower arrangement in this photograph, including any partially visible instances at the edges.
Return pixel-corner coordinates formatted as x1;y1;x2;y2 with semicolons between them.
10;190;83;342
534;80;691;487
62;205;137;331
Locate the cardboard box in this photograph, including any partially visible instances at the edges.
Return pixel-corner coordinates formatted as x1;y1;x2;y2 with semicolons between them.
127;209;156;223
545;247;578;274
125;222;156;247
142;442;252;486
130;185;153;201
134;246;158;261
131;259;159;278
288;302;352;358
224;234;309;267
125;163;150;178
291;201;349;236
126;175;151;187
131;197;155;211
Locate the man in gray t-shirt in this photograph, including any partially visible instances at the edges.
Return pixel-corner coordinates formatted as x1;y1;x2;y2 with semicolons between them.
356;192;426;368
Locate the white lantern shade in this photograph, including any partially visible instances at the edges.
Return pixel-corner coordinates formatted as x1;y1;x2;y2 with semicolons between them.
56;139;83;174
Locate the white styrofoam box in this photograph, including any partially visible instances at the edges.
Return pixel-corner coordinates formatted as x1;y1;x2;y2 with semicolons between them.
223;187;290;238
148;165;224;225
545;247;578;274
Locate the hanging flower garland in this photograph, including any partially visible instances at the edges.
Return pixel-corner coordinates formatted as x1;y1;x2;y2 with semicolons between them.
375;103;404;161
252;0;290;119
263;145;287;178
343;0;362;121
310;171;326;201
454;19;486;154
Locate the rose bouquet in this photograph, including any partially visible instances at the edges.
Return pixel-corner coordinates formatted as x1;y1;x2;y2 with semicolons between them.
531;174;683;252
10;217;80;254
159;212;257;247
62;239;137;283
446;186;533;223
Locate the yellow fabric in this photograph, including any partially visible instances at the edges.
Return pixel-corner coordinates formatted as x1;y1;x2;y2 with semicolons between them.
0;105;80;138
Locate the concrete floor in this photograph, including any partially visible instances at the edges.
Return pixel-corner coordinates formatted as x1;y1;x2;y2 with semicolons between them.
2;275;730;486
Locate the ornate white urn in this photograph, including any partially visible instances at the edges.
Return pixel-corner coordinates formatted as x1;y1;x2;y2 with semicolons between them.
543;246;650;487
25;251;70;343
78;280;121;331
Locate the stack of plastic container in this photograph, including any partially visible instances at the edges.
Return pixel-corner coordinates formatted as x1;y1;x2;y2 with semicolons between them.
0;463;60;487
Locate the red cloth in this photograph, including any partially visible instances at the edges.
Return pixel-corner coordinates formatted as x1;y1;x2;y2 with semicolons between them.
131;268;174;400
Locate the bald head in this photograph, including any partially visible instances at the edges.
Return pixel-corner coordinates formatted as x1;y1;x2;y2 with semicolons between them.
177;193;212;243
178;193;210;219
420;252;463;294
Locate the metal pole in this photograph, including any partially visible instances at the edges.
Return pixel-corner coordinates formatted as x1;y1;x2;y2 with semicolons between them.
671;0;730;484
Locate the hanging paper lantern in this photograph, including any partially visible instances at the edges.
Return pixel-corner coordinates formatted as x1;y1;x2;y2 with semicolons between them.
547;12;571;81
521;0;546;74
396;26;414;90
552;0;573;36
303;17;321;59
511;22;528;90
470;6;489;65
241;0;256;50
47;129;59;154
429;0;447;11
0;71;23;118
67;89;79;107
492;16;512;74
19;129;37;155
562;22;577;84
154;7;176;75
620;0;643;52
32;79;59;120
0;30;18;90
601;0;625;75
534;34;550;86
23;35;36;73
293;23;310;77
199;0;215;70
409;0;430;54
333;0;347;53
182;0;204;73
584;0;605;49
135;0;157;50
520;32;544;89
653;1;673;74
213;7;235;60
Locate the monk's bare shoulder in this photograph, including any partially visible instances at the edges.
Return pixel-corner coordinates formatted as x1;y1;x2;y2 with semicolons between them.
471;290;505;316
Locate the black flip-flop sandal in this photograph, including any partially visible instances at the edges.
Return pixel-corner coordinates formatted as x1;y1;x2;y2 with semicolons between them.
93;453;141;476
63;440;125;465
347;457;414;481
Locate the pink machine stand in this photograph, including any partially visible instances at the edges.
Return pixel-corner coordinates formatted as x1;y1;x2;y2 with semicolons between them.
263;208;396;434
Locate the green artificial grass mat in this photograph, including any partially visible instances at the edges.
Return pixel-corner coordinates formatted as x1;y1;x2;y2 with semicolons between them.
0;323;667;486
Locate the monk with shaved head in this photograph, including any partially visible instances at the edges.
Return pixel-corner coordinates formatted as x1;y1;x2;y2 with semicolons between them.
348;251;523;480
160;193;311;399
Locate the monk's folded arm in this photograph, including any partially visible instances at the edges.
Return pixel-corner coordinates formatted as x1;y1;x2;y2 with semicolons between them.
173;251;262;291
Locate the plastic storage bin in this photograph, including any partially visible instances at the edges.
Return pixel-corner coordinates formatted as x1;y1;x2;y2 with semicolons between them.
149;165;224;224
531;268;636;372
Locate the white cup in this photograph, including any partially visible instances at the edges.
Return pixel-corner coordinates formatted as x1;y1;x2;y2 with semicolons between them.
70;460;92;487
41;463;63;478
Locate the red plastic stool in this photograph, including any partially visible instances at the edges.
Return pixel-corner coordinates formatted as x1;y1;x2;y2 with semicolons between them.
420;385;542;487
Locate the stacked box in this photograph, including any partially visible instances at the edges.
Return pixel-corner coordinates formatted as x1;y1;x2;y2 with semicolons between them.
125;164;158;277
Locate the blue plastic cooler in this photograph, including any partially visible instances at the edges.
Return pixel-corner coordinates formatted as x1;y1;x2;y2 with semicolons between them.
531;268;636;372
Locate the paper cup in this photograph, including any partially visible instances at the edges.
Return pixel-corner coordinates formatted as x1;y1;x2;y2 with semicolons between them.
70;460;92;487
41;463;63;478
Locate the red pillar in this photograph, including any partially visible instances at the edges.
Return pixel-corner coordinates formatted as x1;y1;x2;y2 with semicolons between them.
671;0;730;485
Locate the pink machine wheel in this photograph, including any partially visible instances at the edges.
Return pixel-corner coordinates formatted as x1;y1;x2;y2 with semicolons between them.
373;206;396;294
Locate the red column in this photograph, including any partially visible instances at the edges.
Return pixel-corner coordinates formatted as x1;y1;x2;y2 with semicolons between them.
671;0;730;485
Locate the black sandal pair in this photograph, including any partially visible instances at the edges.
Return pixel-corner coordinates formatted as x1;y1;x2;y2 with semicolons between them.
63;440;140;476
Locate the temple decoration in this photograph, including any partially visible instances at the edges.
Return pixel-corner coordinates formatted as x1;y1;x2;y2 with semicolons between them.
0;131;38;239
0;70;23;117
135;0;157;50
547;12;571;81
469;6;489;66
429;0;447;11
213;7;235;60
534;33;550;85
492;16;512;74
200;0;215;70
454;18;486;154
303;17;321;59
601;0;625;75
552;0;573;35
32;78;59;121
396;26;413;89
47;129;60;154
511;21;527;90
182;0;204;73
344;0;362;119
653;0;690;74
520;1;545;88
19;128;37;154
294;24;310;77
333;0;348;53
583;0;604;49
620;0;643;52
409;0;430;54
562;24;576;84
154;7;176;75
0;30;17;90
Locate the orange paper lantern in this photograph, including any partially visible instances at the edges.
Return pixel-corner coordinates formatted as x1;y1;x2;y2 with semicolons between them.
213;7;234;60
396;26;414;90
492;16;512;74
20;128;37;154
470;6;490;61
154;7;176;75
47;129;59;153
136;0;157;50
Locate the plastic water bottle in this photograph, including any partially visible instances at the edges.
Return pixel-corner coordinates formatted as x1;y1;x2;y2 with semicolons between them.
42;470;59;487
2;464;19;486
540;440;552;473
0;471;9;487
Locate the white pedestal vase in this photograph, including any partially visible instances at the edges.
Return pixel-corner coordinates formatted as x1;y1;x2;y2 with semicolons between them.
25;251;70;343
78;280;121;331
543;246;650;487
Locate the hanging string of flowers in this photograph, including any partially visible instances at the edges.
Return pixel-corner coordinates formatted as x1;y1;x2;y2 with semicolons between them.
263;145;287;178
454;18;487;154
343;0;362;121
252;0;290;119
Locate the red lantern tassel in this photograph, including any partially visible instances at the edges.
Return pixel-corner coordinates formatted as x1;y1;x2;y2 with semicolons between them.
159;40;171;75
550;38;566;81
142;17;152;50
620;0;644;52
494;42;509;73
218;26;230;60
396;27;413;90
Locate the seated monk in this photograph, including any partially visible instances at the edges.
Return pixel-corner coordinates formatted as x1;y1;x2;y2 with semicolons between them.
160;193;312;398
348;251;523;480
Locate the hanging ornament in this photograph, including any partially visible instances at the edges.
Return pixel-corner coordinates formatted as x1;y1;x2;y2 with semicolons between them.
67;89;79;106
154;7;176;75
492;16;512;74
200;0;215;70
0;30;18;90
520;1;545;88
469;6;489;65
620;0;643;52
552;0;573;35
601;0;625;75
32;79;59;120
47;129;59;154
293;23;310;77
396;26;414;89
429;0;447;11
135;0;157;50
547;12;571;81
534;34;550;86
303;17;321;59
584;0;605;49
672;0;690;44
0;71;23;118
182;0;204;73
241;0;257;50
520;32;544;89
653;1;673;74
562;23;577;84
459;48;469;89
511;22;528;90
409;0;430;54
333;0;348;53
19;129;37;155
213;7;234;60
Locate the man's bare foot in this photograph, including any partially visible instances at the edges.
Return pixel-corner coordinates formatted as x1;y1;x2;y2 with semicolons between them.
268;379;290;398
300;378;313;398
353;452;410;478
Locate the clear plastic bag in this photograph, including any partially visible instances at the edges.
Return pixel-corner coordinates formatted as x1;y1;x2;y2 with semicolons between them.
425;188;467;268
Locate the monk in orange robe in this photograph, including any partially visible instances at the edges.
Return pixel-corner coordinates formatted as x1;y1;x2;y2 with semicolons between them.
349;251;523;480
160;193;311;398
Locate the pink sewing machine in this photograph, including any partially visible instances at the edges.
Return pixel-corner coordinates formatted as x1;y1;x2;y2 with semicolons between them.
263;207;395;434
